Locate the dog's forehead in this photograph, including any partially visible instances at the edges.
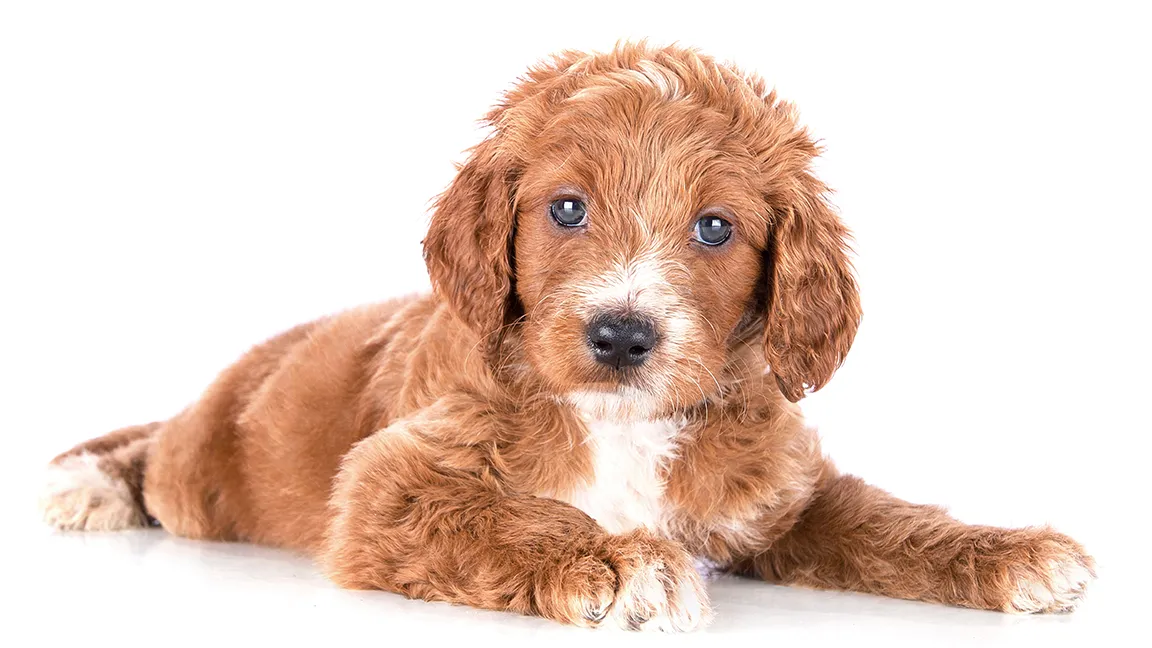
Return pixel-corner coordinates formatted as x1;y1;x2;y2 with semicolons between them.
537;97;754;179
539;95;747;164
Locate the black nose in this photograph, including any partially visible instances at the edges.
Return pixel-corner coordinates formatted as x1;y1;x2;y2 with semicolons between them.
586;315;658;369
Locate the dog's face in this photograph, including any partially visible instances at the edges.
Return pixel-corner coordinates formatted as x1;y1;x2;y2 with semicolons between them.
425;45;861;413
510;100;769;417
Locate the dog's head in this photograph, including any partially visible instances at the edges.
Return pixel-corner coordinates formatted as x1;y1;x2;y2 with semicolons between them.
424;44;860;415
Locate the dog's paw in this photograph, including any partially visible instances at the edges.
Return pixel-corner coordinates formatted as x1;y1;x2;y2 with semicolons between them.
551;531;710;632
606;535;710;632
1005;534;1095;613
980;527;1096;614
549;553;619;627
39;453;146;531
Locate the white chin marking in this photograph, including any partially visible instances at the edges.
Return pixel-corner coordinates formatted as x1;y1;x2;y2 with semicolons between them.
1009;557;1094;613
39;453;145;531
566;387;664;421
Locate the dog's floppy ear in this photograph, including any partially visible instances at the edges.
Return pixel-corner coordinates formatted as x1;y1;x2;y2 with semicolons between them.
422;52;585;362
764;172;862;402
423;135;518;358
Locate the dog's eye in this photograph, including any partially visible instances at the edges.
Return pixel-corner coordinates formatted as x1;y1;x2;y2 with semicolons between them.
550;198;587;227
694;215;732;246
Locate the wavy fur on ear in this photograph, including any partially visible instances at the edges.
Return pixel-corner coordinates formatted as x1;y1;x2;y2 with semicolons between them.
420;52;586;362
765;172;861;402
422;136;518;359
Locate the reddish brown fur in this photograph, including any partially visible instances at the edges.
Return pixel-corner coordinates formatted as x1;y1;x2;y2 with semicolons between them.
42;43;1093;629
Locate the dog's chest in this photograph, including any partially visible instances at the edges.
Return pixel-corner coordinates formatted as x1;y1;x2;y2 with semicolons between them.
556;414;684;534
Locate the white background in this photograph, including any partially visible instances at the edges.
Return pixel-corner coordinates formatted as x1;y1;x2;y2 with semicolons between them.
1;1;1148;645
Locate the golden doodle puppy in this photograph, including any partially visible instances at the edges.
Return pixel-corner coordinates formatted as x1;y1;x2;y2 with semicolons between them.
40;43;1093;631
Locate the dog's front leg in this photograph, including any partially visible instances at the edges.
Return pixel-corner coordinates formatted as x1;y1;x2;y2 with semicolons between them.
740;472;1095;613
321;397;709;631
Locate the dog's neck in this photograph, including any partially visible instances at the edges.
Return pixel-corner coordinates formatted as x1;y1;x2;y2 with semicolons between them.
557;388;688;535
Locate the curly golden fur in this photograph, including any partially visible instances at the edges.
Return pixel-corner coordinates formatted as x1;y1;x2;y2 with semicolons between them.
39;43;1093;630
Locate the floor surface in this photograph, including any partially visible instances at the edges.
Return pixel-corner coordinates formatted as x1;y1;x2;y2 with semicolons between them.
9;506;1135;647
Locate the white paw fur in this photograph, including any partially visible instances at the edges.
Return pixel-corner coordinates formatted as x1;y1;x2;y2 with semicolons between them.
1010;556;1094;613
607;557;710;632
39;453;144;531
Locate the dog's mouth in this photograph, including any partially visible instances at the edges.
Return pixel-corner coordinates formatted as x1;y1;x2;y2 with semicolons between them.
568;347;676;419
580;371;649;393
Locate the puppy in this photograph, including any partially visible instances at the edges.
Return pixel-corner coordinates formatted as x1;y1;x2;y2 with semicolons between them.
40;43;1094;631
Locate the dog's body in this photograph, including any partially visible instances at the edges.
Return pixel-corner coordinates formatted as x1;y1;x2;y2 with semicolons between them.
40;44;1093;631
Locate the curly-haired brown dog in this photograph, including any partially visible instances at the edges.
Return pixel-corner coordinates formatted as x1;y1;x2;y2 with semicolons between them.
39;43;1094;631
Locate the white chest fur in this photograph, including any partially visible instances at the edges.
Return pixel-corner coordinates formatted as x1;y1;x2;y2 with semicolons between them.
557;396;685;534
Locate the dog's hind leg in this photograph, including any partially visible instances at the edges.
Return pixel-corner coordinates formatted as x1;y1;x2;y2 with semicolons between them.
39;422;161;531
